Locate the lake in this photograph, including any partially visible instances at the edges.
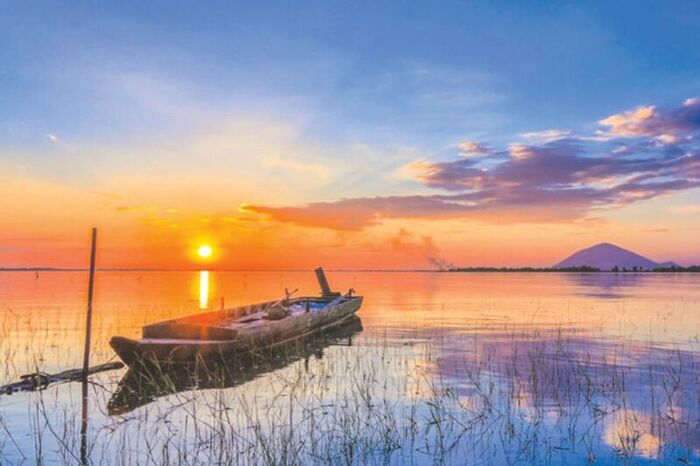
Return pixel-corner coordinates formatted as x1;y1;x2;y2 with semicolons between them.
1;271;699;464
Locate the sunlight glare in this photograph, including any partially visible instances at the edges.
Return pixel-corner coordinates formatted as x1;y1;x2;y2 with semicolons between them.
197;244;213;259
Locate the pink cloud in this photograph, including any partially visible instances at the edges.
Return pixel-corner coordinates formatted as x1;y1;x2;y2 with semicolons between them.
247;97;700;230
598;96;700;143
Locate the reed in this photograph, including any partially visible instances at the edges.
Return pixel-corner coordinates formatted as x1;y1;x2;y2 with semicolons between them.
1;301;699;464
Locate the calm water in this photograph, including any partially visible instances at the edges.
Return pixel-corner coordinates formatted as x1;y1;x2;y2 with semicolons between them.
1;271;699;464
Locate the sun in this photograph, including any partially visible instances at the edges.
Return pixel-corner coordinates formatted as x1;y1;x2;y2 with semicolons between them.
197;244;213;259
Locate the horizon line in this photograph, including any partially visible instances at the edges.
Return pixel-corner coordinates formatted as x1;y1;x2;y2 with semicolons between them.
2;266;698;273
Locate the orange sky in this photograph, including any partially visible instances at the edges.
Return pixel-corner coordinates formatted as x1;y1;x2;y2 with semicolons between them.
3;7;700;269
2;110;700;270
2;150;699;269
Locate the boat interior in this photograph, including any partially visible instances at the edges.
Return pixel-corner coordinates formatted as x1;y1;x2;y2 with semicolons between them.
142;296;350;340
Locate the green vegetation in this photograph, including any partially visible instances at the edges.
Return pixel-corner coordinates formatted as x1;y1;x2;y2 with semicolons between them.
650;265;700;272
448;265;700;272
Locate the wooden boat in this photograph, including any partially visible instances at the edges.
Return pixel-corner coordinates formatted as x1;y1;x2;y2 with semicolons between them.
110;268;363;366
108;315;362;414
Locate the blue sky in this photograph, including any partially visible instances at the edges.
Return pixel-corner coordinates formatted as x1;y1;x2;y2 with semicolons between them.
2;1;700;268
3;0;699;150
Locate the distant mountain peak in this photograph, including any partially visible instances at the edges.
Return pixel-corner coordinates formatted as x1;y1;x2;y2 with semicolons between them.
555;243;675;271
588;242;626;251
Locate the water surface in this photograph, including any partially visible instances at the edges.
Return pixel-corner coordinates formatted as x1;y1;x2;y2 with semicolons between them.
1;271;699;464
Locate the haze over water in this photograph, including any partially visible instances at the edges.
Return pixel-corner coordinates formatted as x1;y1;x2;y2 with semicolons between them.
1;270;699;464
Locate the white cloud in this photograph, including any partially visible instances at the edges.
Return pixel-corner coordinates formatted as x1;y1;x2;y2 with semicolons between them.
520;129;571;142
458;141;491;157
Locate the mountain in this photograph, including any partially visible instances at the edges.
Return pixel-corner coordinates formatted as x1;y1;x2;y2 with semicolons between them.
554;243;674;271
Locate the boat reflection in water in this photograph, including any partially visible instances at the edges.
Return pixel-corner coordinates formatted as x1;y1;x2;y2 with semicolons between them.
108;315;363;414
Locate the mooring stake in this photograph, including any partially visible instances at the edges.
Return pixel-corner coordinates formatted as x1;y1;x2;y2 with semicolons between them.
83;227;97;381
81;227;97;465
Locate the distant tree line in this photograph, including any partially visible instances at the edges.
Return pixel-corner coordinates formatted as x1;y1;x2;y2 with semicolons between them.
447;265;700;273
647;265;700;273
446;266;601;272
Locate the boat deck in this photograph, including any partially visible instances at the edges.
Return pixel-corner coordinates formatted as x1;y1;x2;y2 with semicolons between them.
219;300;332;330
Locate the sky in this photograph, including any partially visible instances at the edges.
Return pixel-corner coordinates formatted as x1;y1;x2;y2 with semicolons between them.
1;0;700;269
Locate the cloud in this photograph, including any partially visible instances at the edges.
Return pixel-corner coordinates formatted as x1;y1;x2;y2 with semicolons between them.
458;141;492;157
597;97;700;143
246;97;700;230
520;129;572;142
388;228;454;269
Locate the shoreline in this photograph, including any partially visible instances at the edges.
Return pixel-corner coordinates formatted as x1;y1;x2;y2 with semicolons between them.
1;267;699;273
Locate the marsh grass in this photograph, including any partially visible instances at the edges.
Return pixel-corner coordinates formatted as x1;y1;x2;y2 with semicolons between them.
1;309;699;465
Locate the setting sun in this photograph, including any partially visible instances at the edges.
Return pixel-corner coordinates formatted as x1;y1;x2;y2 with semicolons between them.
197;244;213;259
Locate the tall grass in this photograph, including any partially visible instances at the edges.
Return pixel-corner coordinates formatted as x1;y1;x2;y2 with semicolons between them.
1;309;699;465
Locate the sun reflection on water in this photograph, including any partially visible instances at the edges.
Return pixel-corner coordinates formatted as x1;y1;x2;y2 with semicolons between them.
199;270;209;309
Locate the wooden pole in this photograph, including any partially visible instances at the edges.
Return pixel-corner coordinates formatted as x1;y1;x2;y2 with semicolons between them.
80;227;97;465
82;227;97;378
314;267;340;297
315;267;332;297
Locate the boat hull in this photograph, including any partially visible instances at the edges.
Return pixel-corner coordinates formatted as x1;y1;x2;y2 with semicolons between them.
108;316;363;414
110;296;363;366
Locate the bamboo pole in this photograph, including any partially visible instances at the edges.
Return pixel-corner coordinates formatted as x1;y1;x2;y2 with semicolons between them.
80;227;97;465
82;227;97;377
